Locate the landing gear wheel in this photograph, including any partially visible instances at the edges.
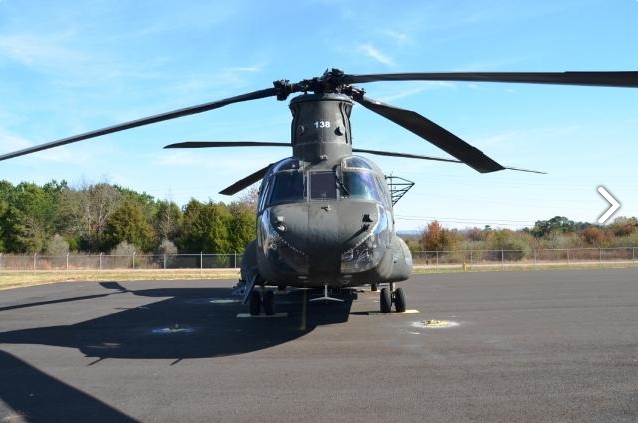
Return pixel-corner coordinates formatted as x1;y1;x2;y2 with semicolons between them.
249;290;261;316
371;283;378;292
393;287;406;313
380;288;392;313
263;290;275;316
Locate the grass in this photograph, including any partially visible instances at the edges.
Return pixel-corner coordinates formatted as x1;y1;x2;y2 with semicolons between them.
2;261;636;291
0;269;241;290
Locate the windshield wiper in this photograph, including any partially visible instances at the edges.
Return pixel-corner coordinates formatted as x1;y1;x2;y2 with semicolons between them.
335;175;350;197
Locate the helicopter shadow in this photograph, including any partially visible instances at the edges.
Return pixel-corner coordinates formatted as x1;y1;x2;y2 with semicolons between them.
0;282;354;360
0;349;142;423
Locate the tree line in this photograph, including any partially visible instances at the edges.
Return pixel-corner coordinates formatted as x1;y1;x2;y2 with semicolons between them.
0;180;256;255
2;180;637;258
410;215;638;260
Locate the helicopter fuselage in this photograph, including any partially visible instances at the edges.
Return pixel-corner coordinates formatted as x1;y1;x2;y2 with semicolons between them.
250;155;412;289
236;92;413;291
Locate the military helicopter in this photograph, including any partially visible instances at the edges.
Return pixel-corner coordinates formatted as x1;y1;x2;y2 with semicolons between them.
2;69;637;315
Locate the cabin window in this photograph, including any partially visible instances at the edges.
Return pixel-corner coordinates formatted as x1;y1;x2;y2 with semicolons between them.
269;172;304;204
310;171;337;200
342;171;381;201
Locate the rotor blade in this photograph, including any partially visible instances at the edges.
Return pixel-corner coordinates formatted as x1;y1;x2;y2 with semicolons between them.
354;148;545;174
165;141;290;149
0;87;278;162
343;71;638;88
356;95;505;173
503;166;546;175
352;148;461;163
219;163;272;196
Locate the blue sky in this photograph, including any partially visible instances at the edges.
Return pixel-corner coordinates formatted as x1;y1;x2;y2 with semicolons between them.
1;0;637;231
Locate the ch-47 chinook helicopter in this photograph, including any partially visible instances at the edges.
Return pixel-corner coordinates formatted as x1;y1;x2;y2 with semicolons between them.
2;68;637;315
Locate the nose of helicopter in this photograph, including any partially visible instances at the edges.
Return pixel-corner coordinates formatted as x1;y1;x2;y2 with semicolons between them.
262;201;389;275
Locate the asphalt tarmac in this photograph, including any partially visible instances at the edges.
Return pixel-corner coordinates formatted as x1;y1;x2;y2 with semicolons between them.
1;269;637;422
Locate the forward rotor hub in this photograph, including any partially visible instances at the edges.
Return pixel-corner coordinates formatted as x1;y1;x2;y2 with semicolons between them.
273;68;365;101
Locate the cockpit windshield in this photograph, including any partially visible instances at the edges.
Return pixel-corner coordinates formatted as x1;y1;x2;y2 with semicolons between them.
269;172;304;204
342;171;381;201
264;162;384;207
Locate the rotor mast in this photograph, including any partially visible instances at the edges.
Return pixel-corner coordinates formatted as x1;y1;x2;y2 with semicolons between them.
289;93;354;163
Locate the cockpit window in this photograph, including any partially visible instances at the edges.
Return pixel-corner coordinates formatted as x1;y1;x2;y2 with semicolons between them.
310;171;337;200
342;171;381;201
343;156;375;170
269;172;304;204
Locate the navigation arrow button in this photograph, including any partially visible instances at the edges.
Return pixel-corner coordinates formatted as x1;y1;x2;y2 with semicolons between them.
597;186;620;224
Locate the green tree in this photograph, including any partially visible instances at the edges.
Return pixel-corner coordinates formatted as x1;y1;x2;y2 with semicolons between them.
103;198;157;252
531;216;578;238
0;180;12;252
488;229;530;261
228;201;256;252
2;181;65;253
177;200;232;253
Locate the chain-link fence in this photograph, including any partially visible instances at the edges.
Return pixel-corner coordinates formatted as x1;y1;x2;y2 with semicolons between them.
0;252;244;271
411;247;638;270
1;248;638;272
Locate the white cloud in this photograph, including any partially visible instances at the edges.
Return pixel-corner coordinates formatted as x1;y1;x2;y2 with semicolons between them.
383;30;412;46
0;128;32;153
357;44;394;67
378;81;456;103
0;33;84;69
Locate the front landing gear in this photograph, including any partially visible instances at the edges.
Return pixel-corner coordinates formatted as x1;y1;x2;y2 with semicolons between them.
380;284;406;313
249;289;275;316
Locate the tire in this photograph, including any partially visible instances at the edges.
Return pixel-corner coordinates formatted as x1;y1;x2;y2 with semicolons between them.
249;290;261;316
393;287;406;313
380;288;392;313
263;290;275;316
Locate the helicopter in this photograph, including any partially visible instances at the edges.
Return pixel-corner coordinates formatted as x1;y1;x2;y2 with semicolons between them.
2;68;637;316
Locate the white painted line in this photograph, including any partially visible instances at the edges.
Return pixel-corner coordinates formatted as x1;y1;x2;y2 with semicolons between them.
367;309;420;315
236;313;288;318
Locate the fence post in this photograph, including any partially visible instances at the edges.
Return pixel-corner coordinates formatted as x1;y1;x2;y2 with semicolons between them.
132;252;136;270
99;252;103;271
66;253;70;272
501;249;504;270
533;249;537;267
566;249;569;266
599;248;602;266
33;253;37;272
200;252;203;274
234;252;237;268
633;247;635;264
164;254;167;270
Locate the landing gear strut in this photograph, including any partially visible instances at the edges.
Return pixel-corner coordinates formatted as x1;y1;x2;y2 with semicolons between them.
249;288;275;316
379;283;406;313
